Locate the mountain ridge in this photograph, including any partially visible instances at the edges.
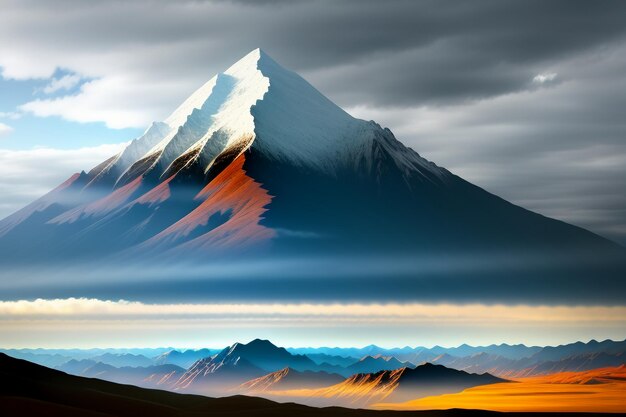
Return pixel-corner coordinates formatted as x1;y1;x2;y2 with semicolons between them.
271;363;505;408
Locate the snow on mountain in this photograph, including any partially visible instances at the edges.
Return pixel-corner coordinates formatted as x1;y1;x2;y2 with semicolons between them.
97;48;446;186
111;49;267;185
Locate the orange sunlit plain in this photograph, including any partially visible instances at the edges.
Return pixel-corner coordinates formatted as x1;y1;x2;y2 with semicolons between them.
376;366;626;413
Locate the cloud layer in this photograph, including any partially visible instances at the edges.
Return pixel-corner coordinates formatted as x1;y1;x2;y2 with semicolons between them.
2;298;624;348
3;298;624;323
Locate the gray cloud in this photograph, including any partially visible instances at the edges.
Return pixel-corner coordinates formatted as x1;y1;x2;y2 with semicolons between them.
1;0;626;242
349;43;626;244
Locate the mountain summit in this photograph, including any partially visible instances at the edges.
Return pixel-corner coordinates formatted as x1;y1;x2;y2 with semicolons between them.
0;49;624;273
90;48;414;184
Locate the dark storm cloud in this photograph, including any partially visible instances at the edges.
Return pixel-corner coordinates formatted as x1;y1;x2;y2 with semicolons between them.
211;0;626;106
7;0;626;106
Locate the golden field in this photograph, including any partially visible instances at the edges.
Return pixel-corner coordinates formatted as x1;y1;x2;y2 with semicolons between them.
375;365;626;413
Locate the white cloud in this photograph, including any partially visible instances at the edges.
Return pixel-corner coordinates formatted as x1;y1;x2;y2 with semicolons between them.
0;143;126;218
2;298;624;324
1;298;624;348
0;123;13;136
20;76;166;129
0;111;21;120
41;73;81;94
0;1;251;129
533;72;558;83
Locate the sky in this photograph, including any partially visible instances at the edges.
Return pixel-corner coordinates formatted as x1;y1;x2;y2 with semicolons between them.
0;0;625;348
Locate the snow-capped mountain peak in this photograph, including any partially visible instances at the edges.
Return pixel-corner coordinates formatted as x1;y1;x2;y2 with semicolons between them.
105;48;390;187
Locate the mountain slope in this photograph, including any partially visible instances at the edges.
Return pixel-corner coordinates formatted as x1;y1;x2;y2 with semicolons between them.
172;339;318;394
238;367;345;393
276;363;505;408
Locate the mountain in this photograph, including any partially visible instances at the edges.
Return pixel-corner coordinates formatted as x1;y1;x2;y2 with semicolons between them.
304;353;359;368
514;351;626;377
0;350;74;368
174;355;265;394
281;363;505;408
426;339;626;377
209;339;317;372
379;367;626;413
88;352;154;368
54;354;160;377
173;339;317;394
526;338;626;363
154;348;218;368
0;48;624;294
429;352;518;377
289;343;542;364
290;345;385;359
344;355;413;375
56;359;185;389
427;344;542;361
56;359;99;375
237;367;344;393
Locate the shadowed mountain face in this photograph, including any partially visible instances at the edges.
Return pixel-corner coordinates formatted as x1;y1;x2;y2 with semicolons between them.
0;49;624;302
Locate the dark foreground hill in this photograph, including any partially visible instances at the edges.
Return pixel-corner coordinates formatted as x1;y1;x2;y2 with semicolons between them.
0;353;618;417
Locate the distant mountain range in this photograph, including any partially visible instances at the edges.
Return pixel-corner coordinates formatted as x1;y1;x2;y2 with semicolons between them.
56;359;185;389
2;338;626;409
4;338;625;383
288;343;544;362
154;348;220;368
344;355;414;376
4;352;609;416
